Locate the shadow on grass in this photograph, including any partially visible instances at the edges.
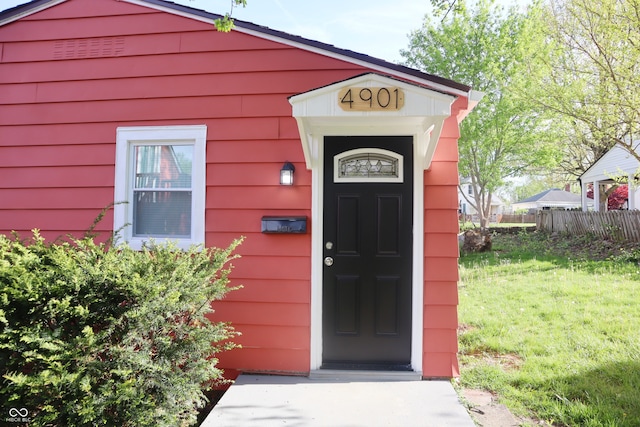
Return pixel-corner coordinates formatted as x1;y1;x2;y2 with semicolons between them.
536;361;640;426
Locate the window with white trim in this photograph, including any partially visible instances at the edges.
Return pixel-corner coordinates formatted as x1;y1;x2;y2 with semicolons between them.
114;125;206;250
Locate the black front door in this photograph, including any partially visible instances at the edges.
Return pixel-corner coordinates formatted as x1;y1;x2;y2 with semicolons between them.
322;136;413;370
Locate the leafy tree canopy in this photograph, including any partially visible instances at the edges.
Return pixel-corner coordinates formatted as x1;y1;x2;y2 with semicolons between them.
525;0;640;175
402;0;559;227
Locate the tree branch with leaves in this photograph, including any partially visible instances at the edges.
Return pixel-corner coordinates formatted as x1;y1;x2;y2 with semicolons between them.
524;0;640;172
212;0;247;32
402;0;559;228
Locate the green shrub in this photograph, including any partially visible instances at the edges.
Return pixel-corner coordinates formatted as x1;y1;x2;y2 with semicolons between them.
0;229;241;427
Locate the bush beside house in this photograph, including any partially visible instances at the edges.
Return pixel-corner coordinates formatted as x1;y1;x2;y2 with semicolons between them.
0;227;241;427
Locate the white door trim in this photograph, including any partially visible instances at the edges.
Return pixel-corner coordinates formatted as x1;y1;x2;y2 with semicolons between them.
289;73;458;375
308;131;425;374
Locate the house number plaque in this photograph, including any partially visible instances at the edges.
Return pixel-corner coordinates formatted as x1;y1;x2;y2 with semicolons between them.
338;87;405;111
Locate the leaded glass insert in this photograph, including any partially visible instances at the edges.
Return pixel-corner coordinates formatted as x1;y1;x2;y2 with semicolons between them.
339;153;399;178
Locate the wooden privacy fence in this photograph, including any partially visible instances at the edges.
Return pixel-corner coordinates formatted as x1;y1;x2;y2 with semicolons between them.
537;210;640;241
500;214;536;224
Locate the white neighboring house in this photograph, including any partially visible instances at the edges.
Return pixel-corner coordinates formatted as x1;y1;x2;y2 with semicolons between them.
579;143;640;211
458;181;505;222
512;188;588;213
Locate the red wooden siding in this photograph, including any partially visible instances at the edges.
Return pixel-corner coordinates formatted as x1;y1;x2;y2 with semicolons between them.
0;0;366;375
0;0;470;377
421;96;468;377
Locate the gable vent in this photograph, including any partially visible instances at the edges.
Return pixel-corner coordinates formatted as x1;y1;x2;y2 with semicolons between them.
53;37;125;60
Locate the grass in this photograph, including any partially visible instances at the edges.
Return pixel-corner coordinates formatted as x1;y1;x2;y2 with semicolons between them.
457;231;640;426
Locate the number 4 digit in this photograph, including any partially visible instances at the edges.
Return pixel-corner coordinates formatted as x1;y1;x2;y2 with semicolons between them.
340;89;354;108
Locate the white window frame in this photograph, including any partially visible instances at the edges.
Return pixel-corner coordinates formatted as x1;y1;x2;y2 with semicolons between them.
114;125;206;250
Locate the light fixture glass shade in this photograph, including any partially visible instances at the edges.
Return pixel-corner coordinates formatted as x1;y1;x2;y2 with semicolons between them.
280;162;295;185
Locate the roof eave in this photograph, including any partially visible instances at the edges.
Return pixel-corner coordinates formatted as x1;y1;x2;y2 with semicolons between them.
134;0;472;95
1;0;473;98
0;0;65;26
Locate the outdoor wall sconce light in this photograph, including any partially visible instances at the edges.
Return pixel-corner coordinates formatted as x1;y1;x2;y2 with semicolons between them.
280;161;295;185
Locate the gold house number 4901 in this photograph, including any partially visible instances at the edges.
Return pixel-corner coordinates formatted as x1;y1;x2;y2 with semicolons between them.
338;87;405;111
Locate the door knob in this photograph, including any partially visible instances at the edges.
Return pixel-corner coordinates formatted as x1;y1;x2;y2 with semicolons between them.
324;256;334;267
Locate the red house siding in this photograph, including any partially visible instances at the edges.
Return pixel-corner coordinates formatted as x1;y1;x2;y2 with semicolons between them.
421;98;467;377
0;0;473;378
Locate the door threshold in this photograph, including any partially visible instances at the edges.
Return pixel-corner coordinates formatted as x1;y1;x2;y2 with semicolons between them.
309;369;422;381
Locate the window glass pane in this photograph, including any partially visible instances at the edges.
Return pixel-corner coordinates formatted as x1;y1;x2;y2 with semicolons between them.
133;191;192;238
339;153;398;178
134;145;193;189
132;144;193;238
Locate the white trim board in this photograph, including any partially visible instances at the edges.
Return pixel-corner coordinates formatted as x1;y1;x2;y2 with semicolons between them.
307;131;425;374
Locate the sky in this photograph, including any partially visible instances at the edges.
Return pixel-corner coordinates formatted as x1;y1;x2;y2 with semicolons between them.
0;0;528;64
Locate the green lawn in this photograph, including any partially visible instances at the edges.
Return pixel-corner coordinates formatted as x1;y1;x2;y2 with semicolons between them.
457;231;640;426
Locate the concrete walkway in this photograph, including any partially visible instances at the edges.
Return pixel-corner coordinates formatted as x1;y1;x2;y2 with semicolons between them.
202;374;476;427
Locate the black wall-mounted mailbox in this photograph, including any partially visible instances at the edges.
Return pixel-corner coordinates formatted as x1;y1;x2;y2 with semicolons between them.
261;216;307;234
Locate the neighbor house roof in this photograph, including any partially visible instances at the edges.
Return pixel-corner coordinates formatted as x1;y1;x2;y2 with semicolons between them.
513;188;583;210
579;143;640;183
517;188;582;204
0;0;478;100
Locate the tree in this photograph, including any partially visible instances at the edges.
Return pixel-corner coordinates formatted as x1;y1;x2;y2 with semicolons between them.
402;0;558;228
527;0;640;170
553;120;613;178
213;0;247;32
608;185;629;210
587;184;628;211
429;0;466;18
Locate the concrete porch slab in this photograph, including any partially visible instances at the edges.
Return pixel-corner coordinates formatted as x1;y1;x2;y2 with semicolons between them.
202;374;476;427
